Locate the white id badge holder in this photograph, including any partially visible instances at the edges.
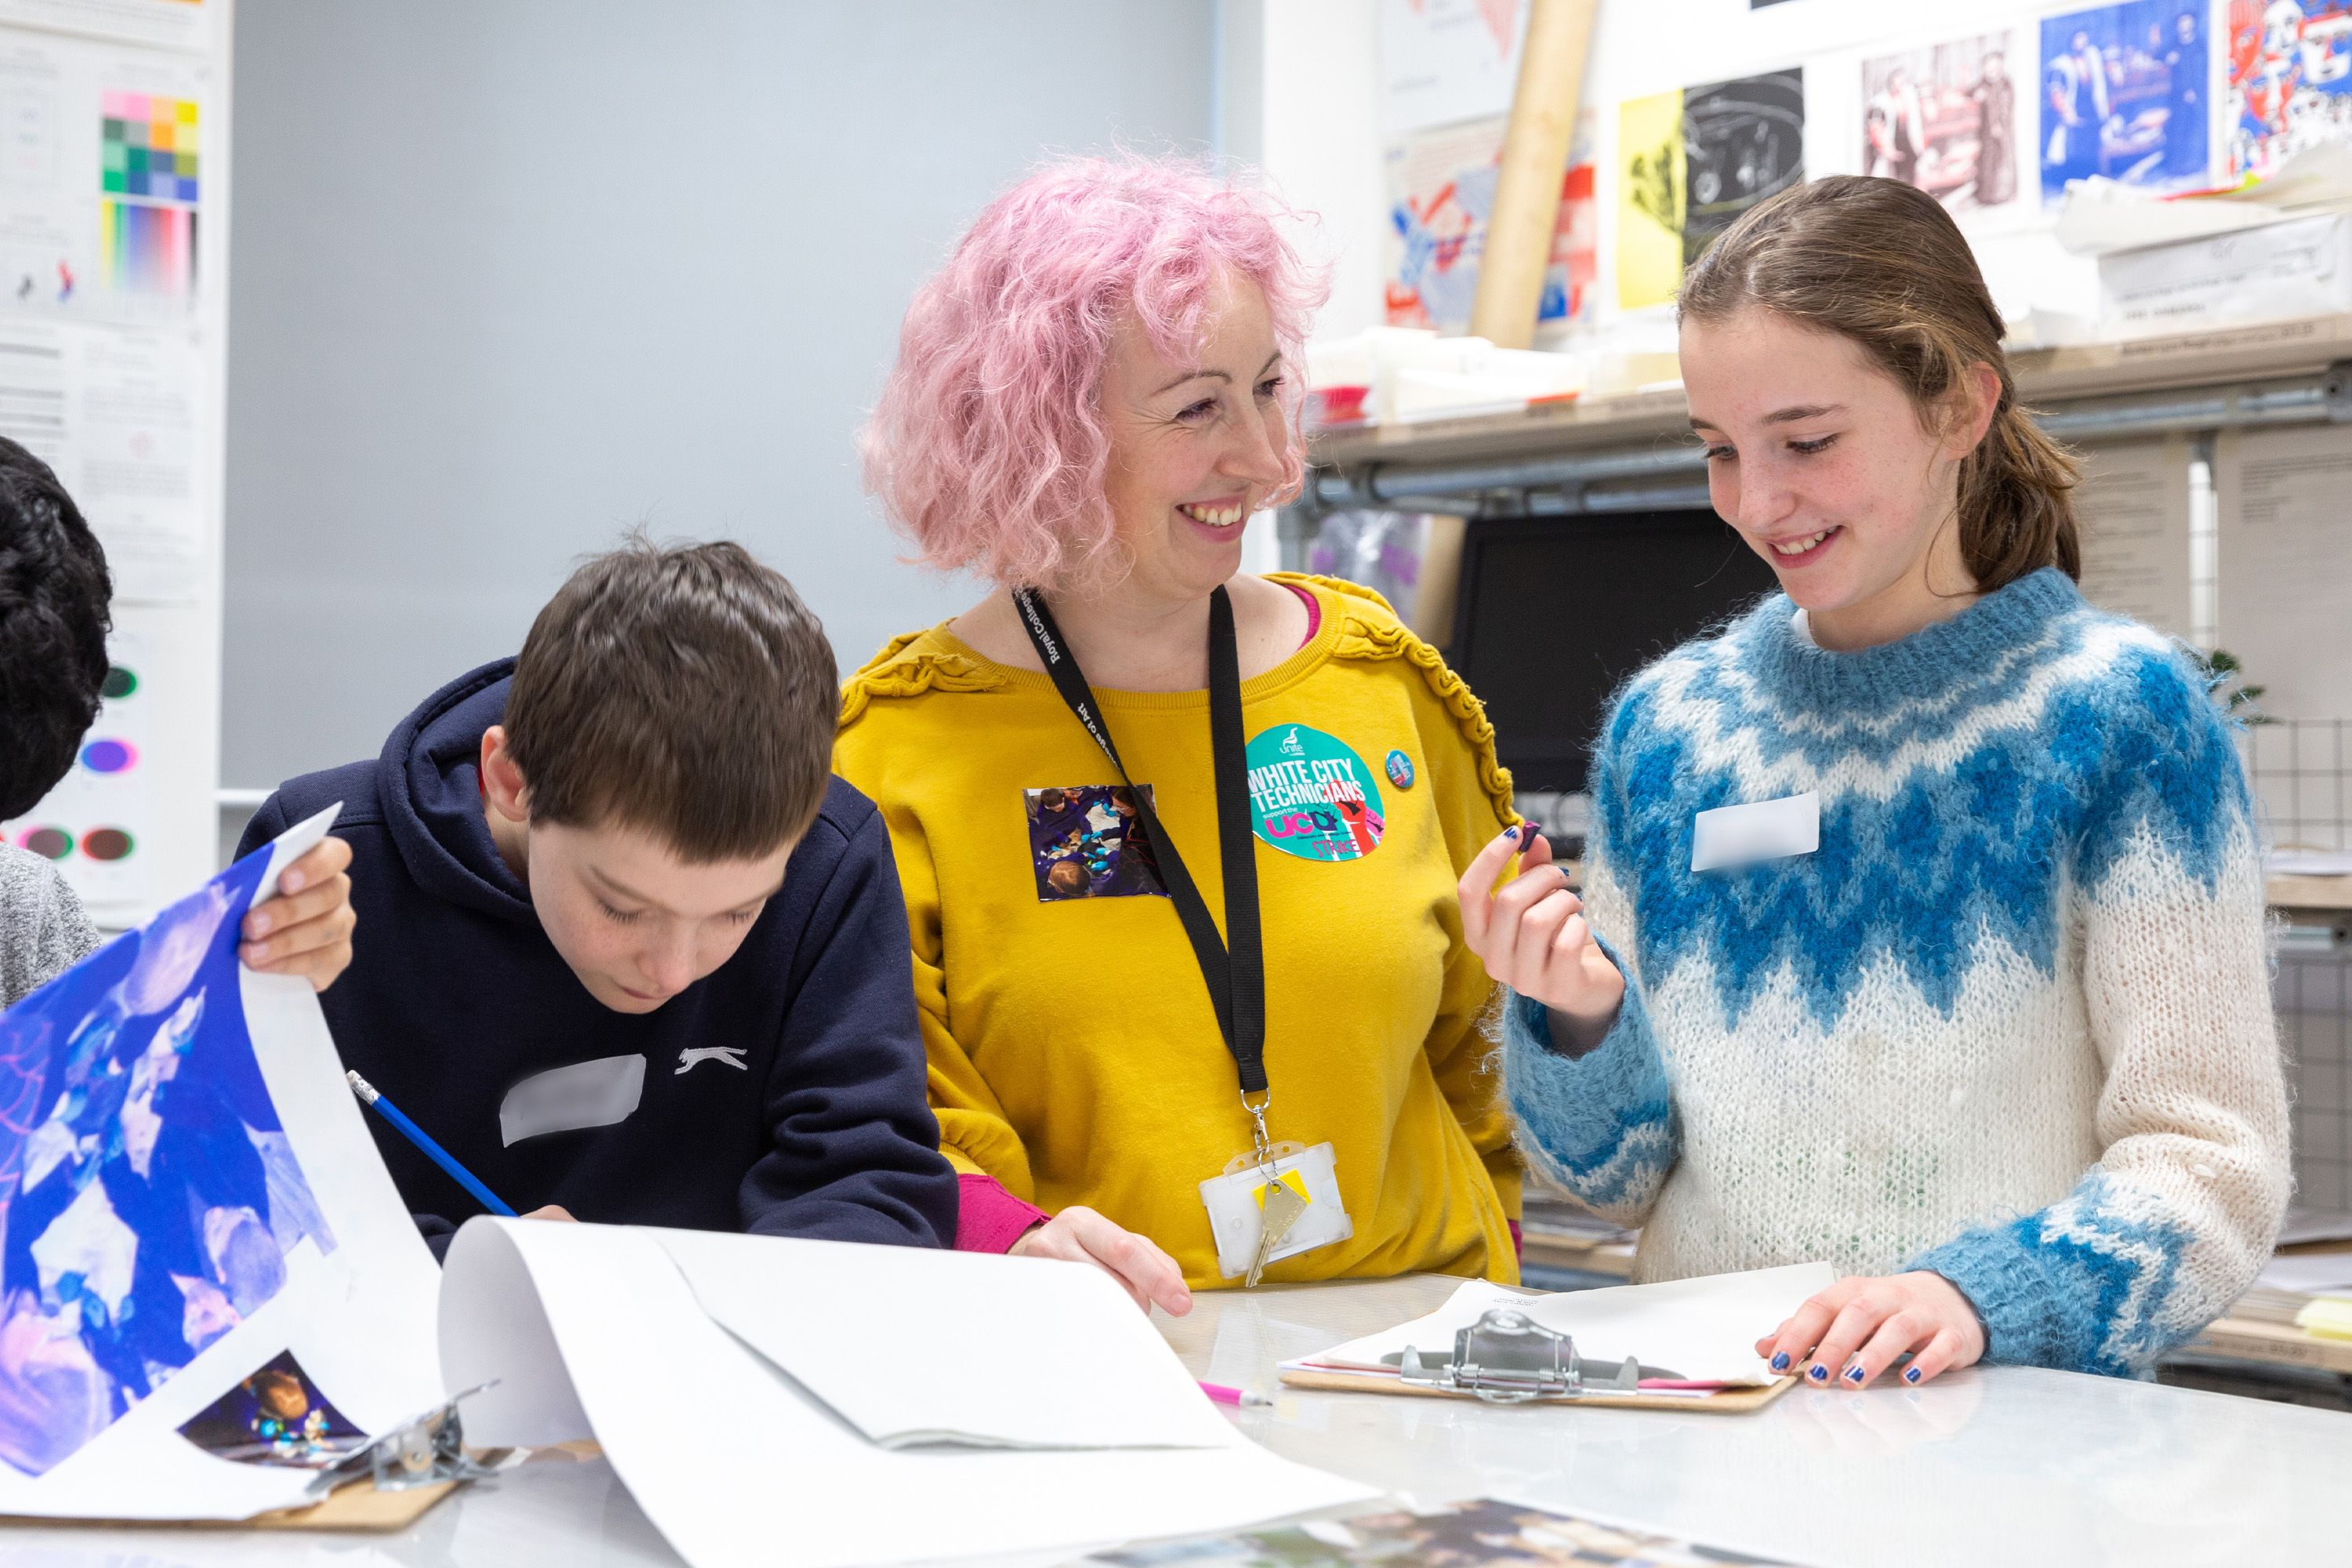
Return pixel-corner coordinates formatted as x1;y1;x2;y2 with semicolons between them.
1199;1139;1353;1282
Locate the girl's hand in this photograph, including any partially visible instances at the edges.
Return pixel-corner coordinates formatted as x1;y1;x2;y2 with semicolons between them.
1457;825;1624;1045
1759;1272;1986;1388
1011;1205;1192;1317
239;837;358;992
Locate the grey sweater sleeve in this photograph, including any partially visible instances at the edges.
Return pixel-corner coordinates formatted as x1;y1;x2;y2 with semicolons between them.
0;843;104;1007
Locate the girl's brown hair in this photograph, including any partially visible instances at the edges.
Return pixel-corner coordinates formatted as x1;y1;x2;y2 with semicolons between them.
1679;175;2080;591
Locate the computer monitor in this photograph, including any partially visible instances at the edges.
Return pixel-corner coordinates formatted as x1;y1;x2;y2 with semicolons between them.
1447;510;1781;797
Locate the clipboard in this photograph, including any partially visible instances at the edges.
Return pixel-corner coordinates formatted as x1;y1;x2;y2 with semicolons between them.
0;1395;511;1533
0;1475;463;1534
1279;1303;1796;1414
1276;1365;1794;1414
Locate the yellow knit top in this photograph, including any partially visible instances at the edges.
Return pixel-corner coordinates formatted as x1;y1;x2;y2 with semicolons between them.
834;574;1523;1288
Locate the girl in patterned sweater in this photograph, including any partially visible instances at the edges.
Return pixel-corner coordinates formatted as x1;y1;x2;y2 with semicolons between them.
1461;176;2290;1385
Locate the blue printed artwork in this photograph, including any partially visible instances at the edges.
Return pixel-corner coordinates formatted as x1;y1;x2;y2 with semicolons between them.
2042;2;2214;201
0;848;334;1476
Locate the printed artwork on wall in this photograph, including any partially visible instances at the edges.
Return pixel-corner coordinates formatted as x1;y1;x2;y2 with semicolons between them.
1862;33;2023;213
2227;0;2352;180
1385;111;1597;335
2039;2;2214;201
1617;70;1804;310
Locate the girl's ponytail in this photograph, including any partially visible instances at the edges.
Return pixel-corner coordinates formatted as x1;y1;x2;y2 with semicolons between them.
1956;391;2082;591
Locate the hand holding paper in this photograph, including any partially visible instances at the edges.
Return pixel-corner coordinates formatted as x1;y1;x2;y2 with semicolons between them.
1010;1203;1192;1316
237;833;357;990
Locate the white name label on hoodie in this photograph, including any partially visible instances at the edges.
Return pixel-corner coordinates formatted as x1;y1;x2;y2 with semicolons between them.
500;1053;648;1146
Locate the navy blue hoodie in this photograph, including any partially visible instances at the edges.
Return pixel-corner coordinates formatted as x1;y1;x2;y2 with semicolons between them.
238;659;956;1255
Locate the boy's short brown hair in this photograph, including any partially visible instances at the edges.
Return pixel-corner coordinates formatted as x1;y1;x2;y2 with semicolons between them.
504;538;836;862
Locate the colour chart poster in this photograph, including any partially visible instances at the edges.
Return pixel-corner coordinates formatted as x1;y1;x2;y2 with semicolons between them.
0;319;202;603
0;28;208;326
1617;69;1804;310
0;626;158;913
2227;0;2352;180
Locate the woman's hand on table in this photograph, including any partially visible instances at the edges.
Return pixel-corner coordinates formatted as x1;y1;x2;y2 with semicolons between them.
238;836;357;992
1458;825;1624;1050
1759;1271;1986;1388
1011;1205;1192;1317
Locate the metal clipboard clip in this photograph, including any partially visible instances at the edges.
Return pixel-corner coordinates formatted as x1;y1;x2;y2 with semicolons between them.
305;1380;506;1497
1383;1308;1646;1404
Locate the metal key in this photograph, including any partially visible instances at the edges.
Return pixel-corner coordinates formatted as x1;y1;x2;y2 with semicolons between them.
1246;1181;1309;1287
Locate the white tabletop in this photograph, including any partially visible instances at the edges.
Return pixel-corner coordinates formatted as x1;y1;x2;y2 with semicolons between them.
6;1273;2348;1568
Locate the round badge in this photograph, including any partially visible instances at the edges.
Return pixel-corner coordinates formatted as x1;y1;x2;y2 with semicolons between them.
1245;724;1387;862
1385;750;1416;789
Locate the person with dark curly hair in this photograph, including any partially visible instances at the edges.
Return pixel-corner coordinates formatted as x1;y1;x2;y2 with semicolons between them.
0;435;356;1006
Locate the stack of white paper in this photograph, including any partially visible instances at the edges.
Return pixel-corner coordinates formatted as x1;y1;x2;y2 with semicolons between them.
1294;1262;1835;1388
441;1219;1380;1568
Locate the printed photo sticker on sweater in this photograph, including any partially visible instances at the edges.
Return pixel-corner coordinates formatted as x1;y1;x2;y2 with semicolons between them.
1026;785;1167;901
1245;724;1386;862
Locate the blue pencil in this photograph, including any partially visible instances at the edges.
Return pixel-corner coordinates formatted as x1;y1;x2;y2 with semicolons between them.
346;1069;518;1219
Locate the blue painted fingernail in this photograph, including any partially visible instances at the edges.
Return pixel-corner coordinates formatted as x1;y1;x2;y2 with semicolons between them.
1904;1366;1922;1384
1843;1363;1865;1384
1807;1364;1828;1382
1769;1352;1790;1372
1518;821;1541;845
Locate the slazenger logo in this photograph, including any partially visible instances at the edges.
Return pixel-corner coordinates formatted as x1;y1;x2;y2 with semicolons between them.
676;1045;748;1075
1279;727;1304;757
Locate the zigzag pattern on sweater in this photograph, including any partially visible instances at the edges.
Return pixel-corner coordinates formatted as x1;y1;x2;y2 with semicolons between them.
1912;1171;2198;1377
1595;571;2248;1029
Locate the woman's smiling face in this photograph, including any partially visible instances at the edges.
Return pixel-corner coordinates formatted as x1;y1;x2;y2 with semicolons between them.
1098;270;1292;604
1682;306;1991;648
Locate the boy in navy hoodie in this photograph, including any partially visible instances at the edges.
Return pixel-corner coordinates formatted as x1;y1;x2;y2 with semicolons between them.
238;539;956;1255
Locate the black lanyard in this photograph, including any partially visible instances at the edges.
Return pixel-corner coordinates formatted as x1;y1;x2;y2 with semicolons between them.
1012;586;1269;1105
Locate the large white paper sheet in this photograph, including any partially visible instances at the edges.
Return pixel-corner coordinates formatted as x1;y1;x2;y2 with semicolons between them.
441;1219;1380;1568
654;1226;1232;1451
1300;1263;1835;1388
0;808;445;1519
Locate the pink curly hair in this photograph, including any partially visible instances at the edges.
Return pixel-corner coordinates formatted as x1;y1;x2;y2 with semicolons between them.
860;155;1327;594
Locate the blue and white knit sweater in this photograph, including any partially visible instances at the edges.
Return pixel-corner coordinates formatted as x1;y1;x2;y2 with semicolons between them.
1506;568;2291;1377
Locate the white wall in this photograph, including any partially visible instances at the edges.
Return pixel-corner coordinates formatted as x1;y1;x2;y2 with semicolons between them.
222;1;1216;791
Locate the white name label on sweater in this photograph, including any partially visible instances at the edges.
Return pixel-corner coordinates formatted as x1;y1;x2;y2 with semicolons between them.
1691;792;1820;873
500;1053;648;1146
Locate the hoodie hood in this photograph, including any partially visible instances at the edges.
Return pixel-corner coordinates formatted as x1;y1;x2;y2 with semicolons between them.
379;658;537;924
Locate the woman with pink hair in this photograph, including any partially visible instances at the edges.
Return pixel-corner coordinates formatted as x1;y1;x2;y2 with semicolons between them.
837;157;1526;1308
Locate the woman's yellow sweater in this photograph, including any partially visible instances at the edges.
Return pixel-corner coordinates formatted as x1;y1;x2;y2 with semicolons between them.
834;575;1522;1288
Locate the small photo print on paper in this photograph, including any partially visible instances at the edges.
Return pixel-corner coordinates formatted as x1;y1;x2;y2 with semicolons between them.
1088;1496;1799;1568
1026;785;1167;902
1863;34;2021;212
2040;2;2212;201
176;1349;367;1468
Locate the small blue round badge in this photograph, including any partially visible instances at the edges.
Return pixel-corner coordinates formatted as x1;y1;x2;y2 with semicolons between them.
1385;750;1416;789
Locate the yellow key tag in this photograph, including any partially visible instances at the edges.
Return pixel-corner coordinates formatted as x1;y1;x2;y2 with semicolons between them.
1247;1179;1310;1288
1198;1142;1353;1282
